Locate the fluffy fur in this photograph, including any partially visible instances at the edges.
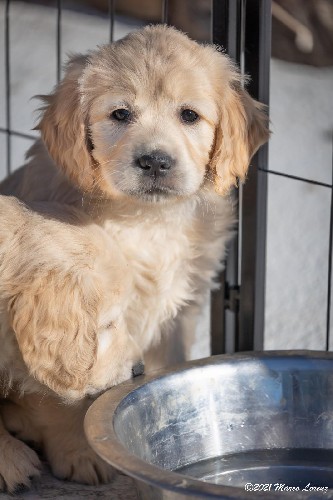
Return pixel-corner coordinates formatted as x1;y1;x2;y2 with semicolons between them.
0;25;269;491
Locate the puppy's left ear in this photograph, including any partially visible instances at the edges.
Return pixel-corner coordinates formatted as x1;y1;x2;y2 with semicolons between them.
210;85;270;195
36;55;94;192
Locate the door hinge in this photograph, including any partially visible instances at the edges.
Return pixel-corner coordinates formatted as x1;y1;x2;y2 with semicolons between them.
225;283;240;313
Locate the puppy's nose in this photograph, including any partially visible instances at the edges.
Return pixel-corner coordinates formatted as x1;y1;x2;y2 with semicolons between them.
136;151;174;176
132;361;145;378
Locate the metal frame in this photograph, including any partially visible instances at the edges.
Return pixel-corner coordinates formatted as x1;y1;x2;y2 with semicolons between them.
238;0;271;351
211;0;333;354
211;0;272;354
210;0;242;355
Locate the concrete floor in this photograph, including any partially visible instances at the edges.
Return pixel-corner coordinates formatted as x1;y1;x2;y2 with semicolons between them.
0;1;333;497
0;464;138;499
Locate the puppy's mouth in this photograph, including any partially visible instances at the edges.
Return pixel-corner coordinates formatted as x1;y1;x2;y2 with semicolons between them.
143;185;175;196
135;187;182;202
127;179;182;200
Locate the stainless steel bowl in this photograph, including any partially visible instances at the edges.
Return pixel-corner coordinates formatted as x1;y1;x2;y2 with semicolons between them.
85;351;333;499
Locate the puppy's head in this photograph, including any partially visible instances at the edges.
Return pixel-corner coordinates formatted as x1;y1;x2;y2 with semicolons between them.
38;25;269;201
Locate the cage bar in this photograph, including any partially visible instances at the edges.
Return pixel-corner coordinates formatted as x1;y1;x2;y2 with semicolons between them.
56;0;61;83
5;0;11;175
109;0;115;43
237;0;271;351
162;0;168;24
211;0;234;355
210;0;242;355
0;127;36;141
326;140;333;350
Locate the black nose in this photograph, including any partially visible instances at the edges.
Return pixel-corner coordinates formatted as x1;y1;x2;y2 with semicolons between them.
136;151;174;177
132;361;145;378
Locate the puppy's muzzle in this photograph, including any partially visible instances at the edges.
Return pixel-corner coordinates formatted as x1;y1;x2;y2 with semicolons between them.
132;361;145;377
135;150;175;178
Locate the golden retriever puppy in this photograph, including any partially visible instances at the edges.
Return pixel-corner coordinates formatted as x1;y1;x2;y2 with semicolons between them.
0;25;269;491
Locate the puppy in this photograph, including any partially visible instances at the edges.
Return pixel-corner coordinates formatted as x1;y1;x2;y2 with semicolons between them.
0;25;269;491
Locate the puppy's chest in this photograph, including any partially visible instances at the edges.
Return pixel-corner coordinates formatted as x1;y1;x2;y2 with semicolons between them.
104;219;199;339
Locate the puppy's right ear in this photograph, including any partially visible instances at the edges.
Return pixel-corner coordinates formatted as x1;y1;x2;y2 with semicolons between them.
36;55;94;191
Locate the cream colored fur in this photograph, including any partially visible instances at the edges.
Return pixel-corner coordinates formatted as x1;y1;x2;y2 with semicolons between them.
0;25;269;491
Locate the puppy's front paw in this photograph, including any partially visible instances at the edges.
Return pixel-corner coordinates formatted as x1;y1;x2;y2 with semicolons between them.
50;447;115;486
0;434;41;492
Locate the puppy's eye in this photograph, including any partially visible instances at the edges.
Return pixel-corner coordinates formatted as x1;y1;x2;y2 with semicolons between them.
111;109;131;122
181;109;199;124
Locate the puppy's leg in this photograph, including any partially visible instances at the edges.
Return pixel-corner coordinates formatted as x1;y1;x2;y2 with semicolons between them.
144;325;186;372
145;301;208;373
2;393;115;486
0;412;41;492
175;300;210;361
42;398;116;485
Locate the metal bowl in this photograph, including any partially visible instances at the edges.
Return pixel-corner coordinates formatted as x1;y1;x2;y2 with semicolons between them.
85;351;333;499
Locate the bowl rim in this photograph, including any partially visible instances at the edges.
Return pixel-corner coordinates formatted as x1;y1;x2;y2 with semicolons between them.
84;350;333;499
